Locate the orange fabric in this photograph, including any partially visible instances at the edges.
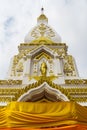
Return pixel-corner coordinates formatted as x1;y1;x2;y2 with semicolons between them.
0;125;87;130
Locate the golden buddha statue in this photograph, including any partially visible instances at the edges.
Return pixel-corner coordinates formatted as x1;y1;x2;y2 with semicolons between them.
40;61;47;76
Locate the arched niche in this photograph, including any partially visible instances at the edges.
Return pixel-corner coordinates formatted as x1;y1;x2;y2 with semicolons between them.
18;82;69;102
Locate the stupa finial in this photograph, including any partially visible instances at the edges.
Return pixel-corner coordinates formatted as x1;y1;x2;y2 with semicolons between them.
41;7;44;14
37;6;48;24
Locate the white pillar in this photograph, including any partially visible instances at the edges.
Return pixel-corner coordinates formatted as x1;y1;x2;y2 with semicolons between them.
53;57;62;76
7;57;14;79
23;56;31;84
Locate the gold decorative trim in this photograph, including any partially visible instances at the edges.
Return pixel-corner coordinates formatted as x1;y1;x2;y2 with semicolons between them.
37;14;48;22
35;52;51;60
0;80;22;85
31;24;55;39
65;79;87;84
0;78;87;102
64;55;75;76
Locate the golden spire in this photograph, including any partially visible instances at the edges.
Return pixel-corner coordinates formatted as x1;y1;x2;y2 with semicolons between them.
37;7;48;23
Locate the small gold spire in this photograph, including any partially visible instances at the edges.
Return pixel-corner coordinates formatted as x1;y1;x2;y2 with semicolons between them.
37;7;48;23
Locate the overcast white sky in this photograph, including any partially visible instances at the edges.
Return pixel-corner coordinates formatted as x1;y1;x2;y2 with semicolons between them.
0;0;87;79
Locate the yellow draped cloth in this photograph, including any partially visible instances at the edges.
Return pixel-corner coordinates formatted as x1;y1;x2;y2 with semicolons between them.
0;102;87;128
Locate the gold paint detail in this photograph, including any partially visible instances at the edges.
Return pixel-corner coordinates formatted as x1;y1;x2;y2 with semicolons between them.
30;36;54;44
11;49;32;76
36;98;52;103
40;61;47;76
31;23;55;39
53;48;66;58
65;79;87;84
19;42;67;46
35;52;51;60
37;14;48;22
32;76;57;81
16;62;23;72
0;80;22;85
64;55;76;76
0;97;12;102
0;78;87;102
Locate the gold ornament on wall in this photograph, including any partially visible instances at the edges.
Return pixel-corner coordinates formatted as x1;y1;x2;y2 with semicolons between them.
40;61;47;76
31;23;55;39
64;55;75;76
16;62;23;72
